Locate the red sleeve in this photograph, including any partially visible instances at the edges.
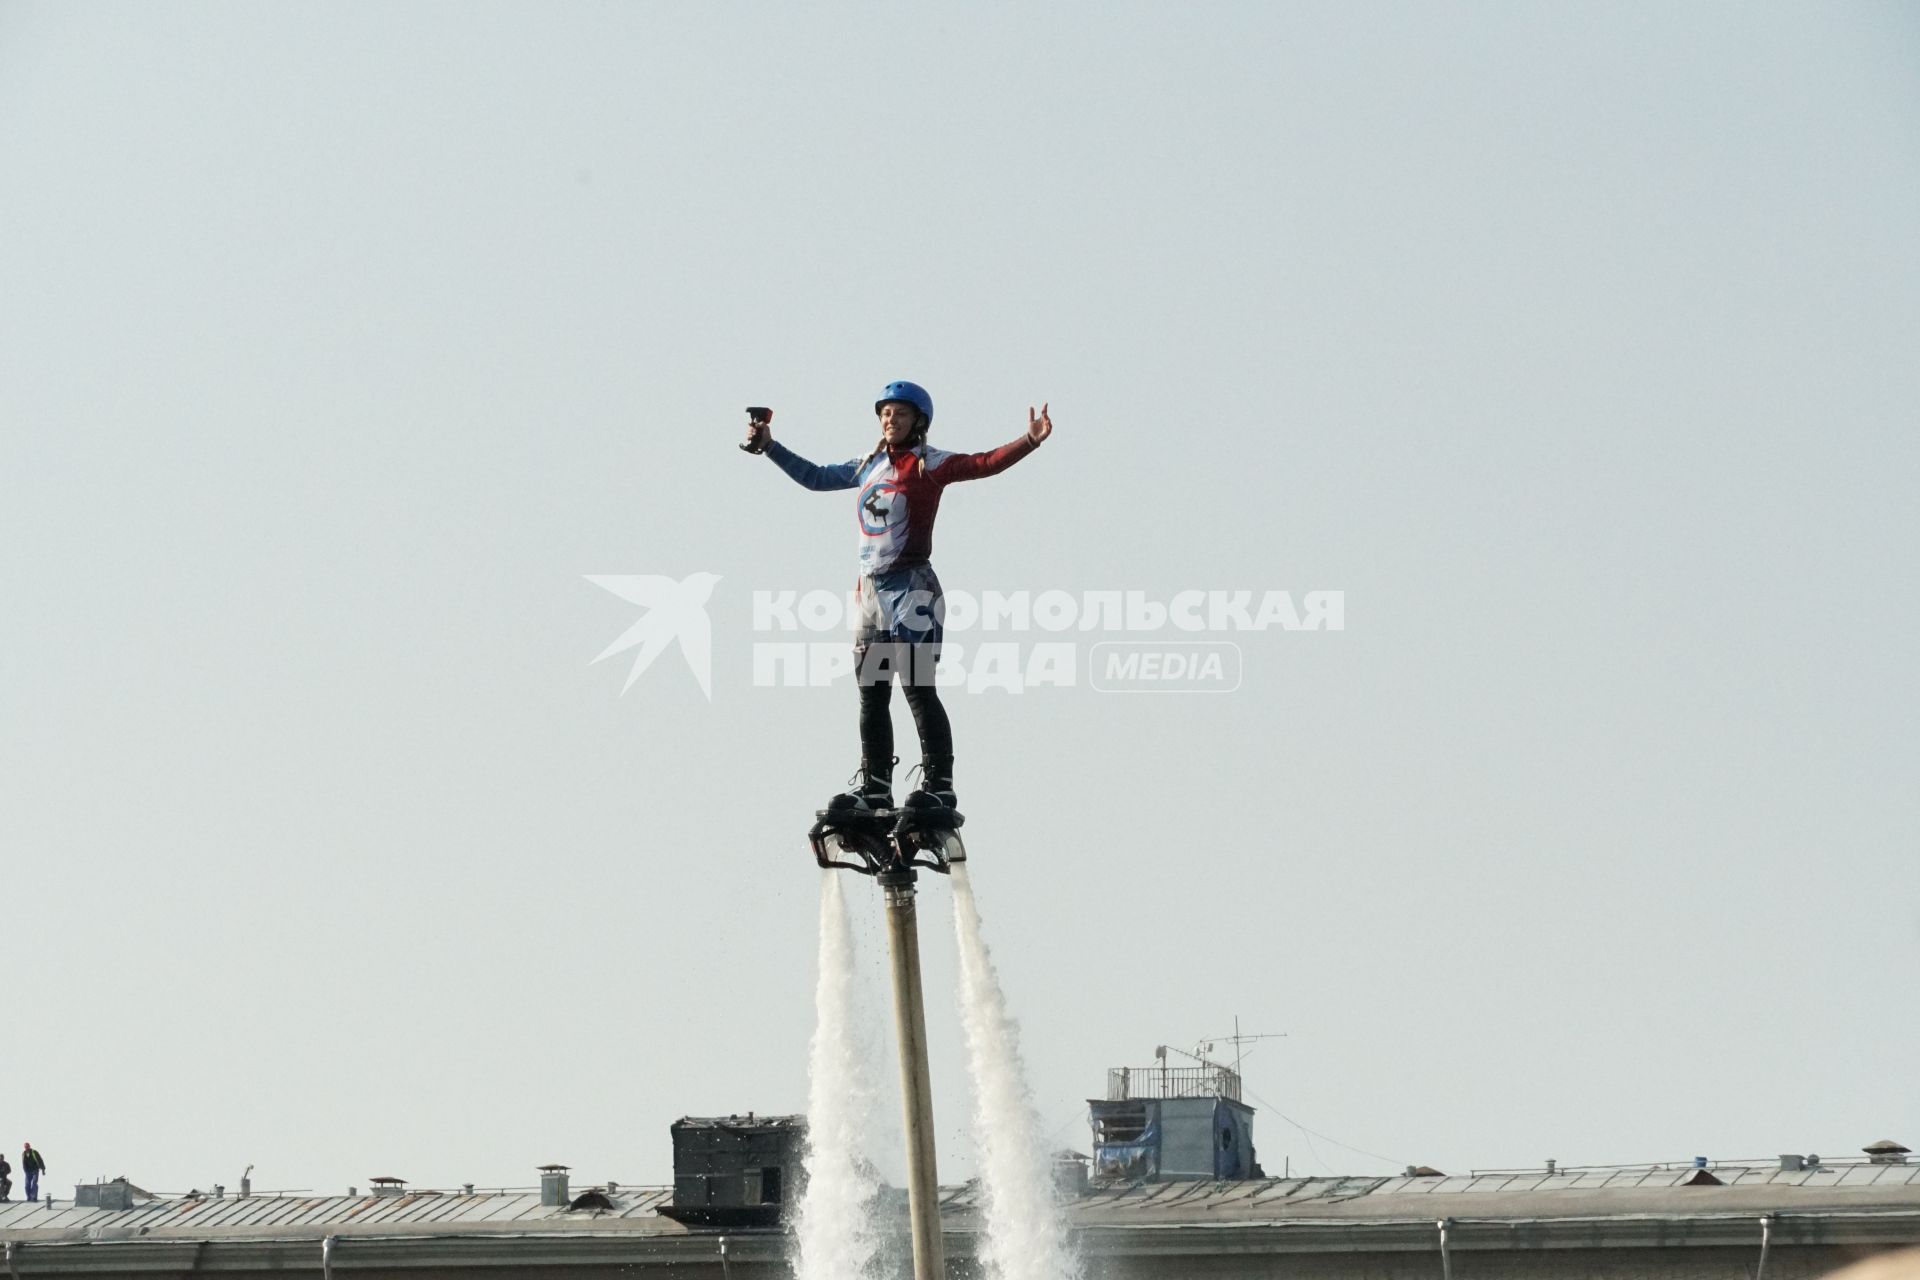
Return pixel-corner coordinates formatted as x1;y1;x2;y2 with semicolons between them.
927;435;1038;487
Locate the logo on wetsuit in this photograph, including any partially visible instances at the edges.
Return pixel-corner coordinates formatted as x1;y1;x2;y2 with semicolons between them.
858;481;904;536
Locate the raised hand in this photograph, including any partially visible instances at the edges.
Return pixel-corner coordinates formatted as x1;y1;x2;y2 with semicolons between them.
1027;402;1052;445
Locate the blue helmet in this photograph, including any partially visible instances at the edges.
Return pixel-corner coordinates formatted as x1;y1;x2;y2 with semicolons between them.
875;380;934;431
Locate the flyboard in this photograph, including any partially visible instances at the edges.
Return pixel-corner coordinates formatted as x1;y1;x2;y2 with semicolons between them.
809;793;967;878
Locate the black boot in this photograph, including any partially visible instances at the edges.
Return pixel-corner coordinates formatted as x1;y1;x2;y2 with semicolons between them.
829;755;895;813
906;754;957;810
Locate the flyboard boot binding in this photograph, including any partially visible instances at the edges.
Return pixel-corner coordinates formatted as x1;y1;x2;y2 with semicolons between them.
811;754;966;877
829;754;896;814
900;753;957;811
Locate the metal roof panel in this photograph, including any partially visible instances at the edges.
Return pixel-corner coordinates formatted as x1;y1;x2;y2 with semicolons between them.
302;1198;371;1225
417;1197;479;1223
193;1199;257;1227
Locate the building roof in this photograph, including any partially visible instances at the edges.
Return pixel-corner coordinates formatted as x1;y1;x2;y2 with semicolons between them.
5;1160;1918;1239
4;1161;1917;1273
1056;1161;1920;1224
0;1186;683;1242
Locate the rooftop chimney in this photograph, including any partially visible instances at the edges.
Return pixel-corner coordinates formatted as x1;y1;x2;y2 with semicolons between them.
1780;1155;1805;1172
73;1179;135;1212
1864;1141;1911;1166
1053;1150;1090;1198
539;1165;571;1208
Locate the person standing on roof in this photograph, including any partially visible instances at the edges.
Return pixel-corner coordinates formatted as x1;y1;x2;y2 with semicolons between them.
0;1151;12;1201
744;382;1052;812
21;1144;44;1201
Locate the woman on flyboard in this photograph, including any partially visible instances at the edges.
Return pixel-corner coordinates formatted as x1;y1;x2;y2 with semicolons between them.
743;381;1052;819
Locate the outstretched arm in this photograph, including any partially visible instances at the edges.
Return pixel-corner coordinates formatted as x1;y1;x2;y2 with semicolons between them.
764;439;862;491
929;403;1052;485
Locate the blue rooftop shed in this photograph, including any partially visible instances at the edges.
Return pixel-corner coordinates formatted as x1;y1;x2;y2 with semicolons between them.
1090;1056;1260;1182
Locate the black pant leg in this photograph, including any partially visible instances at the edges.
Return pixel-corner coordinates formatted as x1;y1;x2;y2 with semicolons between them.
899;644;953;760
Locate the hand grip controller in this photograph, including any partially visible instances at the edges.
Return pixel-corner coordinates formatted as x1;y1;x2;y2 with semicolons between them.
740;407;772;453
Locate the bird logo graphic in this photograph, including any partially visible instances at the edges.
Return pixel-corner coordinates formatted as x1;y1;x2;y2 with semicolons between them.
585;572;721;698
859;481;902;535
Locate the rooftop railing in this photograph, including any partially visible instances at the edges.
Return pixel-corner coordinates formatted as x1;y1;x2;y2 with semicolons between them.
1106;1064;1242;1102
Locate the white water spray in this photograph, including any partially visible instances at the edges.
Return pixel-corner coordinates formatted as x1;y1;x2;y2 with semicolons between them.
950;864;1080;1280
793;872;885;1280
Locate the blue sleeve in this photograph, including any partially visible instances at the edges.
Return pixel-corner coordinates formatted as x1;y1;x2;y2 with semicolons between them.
765;440;861;491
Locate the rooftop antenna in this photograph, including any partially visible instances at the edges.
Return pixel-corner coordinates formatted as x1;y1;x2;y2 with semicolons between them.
1145;1016;1286;1102
1195;1014;1287;1084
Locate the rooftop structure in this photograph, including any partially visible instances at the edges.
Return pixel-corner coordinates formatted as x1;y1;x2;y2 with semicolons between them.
1093;1050;1258;1183
662;1114;806;1227
6;1154;1919;1278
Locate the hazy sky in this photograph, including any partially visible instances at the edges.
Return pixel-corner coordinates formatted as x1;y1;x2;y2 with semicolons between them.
3;1;1916;1197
